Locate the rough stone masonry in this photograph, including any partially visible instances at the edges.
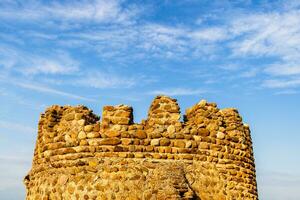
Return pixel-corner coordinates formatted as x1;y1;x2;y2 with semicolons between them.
24;95;258;200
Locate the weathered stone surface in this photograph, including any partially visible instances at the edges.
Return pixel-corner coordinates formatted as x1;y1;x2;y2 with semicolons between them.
105;130;121;138
217;131;225;139
198;128;210;136
174;140;186;148
78;131;86;140
86;132;99;139
77;119;85;126
58;175;68;185
84;125;93;132
100;138;121;145
160;138;171;146
136;130;147;139
167;125;175;134
64;113;75;121
24;96;258;200
150;139;160;146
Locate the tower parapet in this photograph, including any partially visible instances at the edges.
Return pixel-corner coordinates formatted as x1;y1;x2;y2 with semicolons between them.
24;96;258;200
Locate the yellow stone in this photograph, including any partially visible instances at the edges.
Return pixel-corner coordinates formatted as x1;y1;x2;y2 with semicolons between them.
167;125;175;134
77;119;85;126
136;130;147;139
174;140;185;148
88;160;98;167
217;132;225;139
78;131;86;139
150;139;160;146
84;125;93;132
105;130;120;138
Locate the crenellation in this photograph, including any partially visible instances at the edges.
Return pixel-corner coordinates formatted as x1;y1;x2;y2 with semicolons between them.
24;96;258;200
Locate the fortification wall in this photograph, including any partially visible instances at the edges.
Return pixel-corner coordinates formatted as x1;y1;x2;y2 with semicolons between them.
24;96;258;200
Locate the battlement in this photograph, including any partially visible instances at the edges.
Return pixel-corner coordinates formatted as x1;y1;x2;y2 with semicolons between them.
25;96;258;200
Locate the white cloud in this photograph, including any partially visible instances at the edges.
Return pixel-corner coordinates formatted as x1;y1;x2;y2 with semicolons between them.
230;10;300;58
0;88;6;96
0;0;138;25
265;63;300;76
274;89;299;95
74;71;137;89
148;88;207;96
0;72;96;101
63;23;228;60
0;44;79;75
138;24;229;58
22;31;58;40
262;78;300;88
257;170;300;200
240;68;259;78
0;154;31;198
0;120;35;134
0;33;24;45
282;0;300;10
1;0;300;92
22;53;79;75
0;158;30;188
190;27;229;42
15;81;96;102
217;63;241;71
0;45;19;69
228;10;300;82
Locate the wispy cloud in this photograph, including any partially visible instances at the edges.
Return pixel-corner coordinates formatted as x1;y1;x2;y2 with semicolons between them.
262;78;300;88
0;120;35;134
190;27;229;42
148;88;207;96
22;56;78;76
228;9;300;83
0;0;138;25
265;63;300;76
15;81;96;102
0;42;149;93
240;68;259;78
0;88;7;96
0;154;32;194
274;89;299;95
74;71;137;89
257;169;300;200
1;0;300;94
0;72;95;101
62;23;229;60
0;44;79;75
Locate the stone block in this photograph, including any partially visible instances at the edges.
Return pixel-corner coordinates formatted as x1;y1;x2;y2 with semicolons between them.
100;138;121;145
199;142;210;150
105;130;121;138
151;139;160;146
160;138;171;146
86;132;100;139
78;131;86;140
84;125;94;132
121;138;132;145
167;125;175;134
198;128;210;136
185;141;192;148
174;140;185;148
136;130;147;139
64;113;75;121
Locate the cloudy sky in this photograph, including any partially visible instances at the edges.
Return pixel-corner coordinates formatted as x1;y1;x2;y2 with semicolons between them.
0;0;300;199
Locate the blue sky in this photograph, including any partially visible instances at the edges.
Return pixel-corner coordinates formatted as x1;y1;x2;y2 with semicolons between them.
0;0;300;199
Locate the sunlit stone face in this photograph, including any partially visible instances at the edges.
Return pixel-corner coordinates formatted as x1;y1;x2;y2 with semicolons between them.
24;96;258;200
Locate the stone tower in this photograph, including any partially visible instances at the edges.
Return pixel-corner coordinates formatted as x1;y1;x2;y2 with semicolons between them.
24;96;258;200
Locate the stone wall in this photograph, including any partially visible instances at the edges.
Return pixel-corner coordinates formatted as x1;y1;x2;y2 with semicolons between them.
24;96;258;200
